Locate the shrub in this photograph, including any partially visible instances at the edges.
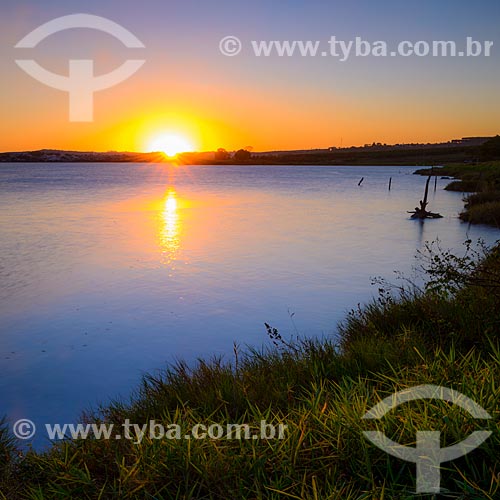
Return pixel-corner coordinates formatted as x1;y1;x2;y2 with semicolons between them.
460;201;500;227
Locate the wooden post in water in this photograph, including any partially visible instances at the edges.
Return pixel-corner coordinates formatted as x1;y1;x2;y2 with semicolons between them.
388;177;392;191
431;166;437;192
358;177;364;186
422;175;431;210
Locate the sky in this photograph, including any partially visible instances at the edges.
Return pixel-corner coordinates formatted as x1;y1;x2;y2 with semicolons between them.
1;0;499;152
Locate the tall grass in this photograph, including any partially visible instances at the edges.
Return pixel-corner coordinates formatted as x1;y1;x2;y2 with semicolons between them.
7;348;500;499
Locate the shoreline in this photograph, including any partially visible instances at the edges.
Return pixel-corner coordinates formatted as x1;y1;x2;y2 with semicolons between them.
415;160;500;227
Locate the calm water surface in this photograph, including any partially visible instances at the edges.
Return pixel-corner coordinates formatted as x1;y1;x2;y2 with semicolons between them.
1;163;499;447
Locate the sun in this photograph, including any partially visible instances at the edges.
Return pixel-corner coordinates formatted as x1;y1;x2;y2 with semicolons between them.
147;134;195;157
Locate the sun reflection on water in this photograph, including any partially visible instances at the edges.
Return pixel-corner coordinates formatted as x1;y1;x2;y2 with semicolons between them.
159;189;181;264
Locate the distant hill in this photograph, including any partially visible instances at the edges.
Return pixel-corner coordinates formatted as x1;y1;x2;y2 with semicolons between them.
0;149;166;163
0;137;497;166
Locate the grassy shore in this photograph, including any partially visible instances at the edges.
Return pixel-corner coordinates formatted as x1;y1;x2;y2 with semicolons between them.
0;239;499;498
416;160;500;227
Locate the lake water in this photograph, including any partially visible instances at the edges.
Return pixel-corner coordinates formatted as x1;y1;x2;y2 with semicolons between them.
1;163;499;447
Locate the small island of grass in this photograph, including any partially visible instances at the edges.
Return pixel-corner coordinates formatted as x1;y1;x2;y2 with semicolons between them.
416;163;500;228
